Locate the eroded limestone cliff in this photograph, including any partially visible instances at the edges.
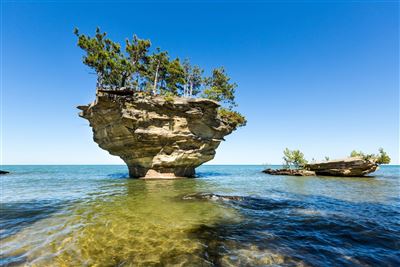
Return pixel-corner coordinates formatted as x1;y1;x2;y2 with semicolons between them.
78;92;236;178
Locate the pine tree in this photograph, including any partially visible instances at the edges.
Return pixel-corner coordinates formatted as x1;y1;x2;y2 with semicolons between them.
282;148;308;169
74;27;133;90
182;59;191;97
182;59;203;97
125;35;151;90
203;67;237;108
189;65;203;97
145;48;169;95
165;58;185;95
75;28;246;126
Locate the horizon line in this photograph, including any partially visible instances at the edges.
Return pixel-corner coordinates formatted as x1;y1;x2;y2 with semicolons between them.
1;163;400;166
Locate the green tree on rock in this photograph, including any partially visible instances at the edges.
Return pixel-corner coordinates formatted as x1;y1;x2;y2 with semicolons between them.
164;58;185;95
350;148;391;164
203;67;237;108
145;48;169;95
75;28;246;127
376;148;391;164
125;35;151;90
74;27;133;89
182;59;204;97
282;148;308;169
217;108;247;129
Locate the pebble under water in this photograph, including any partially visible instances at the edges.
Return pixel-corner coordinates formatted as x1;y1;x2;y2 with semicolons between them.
1;165;399;266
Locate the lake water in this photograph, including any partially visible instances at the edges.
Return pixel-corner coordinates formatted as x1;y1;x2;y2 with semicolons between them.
1;165;399;266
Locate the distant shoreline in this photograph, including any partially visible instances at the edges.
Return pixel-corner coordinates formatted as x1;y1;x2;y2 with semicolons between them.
2;164;400;166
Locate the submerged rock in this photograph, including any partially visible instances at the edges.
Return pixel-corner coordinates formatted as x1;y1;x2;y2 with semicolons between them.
262;168;316;176
182;193;243;201
0;170;10;175
305;157;378;177
78;92;237;178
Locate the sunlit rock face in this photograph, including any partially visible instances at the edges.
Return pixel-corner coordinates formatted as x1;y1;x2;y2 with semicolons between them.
78;92;235;178
306;157;379;176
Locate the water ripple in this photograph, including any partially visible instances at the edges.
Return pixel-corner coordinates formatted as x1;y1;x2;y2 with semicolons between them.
191;193;400;266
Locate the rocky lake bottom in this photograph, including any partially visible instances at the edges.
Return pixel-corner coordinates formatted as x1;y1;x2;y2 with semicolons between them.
1;165;399;266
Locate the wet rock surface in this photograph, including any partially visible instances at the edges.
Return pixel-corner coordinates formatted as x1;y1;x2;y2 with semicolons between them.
78;92;236;178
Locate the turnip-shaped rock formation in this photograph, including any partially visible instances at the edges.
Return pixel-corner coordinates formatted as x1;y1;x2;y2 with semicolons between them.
78;92;237;178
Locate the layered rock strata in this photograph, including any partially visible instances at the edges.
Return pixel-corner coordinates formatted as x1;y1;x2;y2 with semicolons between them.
262;158;379;177
305;157;379;177
78;92;236;178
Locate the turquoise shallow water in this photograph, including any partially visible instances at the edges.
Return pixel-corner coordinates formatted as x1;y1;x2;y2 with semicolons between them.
1;165;399;266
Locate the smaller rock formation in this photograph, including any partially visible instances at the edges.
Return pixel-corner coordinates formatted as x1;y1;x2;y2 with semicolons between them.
262;168;315;176
305;157;379;176
0;170;10;175
262;157;379;177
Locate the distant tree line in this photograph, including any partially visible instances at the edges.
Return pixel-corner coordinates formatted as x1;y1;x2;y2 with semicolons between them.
74;28;245;127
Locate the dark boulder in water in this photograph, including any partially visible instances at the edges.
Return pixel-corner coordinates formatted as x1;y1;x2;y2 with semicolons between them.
0;170;10;175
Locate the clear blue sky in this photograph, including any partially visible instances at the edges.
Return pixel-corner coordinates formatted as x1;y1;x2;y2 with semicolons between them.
2;1;399;165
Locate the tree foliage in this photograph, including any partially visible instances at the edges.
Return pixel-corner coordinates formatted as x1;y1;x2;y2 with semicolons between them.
350;148;391;164
203;67;237;108
75;28;234;100
376;148;391;164
75;27;245;126
74;27;133;89
165;58;186;95
282;148;308;169
182;59;203;97
125;34;151;89
218;108;247;128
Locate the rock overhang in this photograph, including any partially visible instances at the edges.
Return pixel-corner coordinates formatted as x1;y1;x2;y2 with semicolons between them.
78;92;235;178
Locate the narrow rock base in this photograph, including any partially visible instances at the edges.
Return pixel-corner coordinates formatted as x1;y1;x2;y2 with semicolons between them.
128;166;195;179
